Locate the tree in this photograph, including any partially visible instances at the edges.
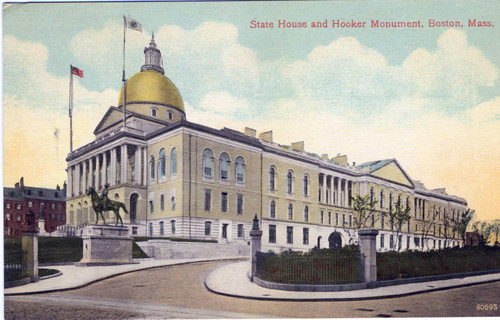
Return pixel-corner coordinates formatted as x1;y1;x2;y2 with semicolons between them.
387;201;411;251
473;221;493;245
344;194;379;245
441;210;456;248
491;219;500;246
453;208;475;246
420;205;439;250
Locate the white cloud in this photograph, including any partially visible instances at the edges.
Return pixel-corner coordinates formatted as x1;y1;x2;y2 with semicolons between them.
467;97;500;122
198;91;250;115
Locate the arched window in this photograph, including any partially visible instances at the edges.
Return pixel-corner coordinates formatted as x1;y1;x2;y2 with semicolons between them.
288;203;293;220
269;166;276;191
380;190;385;208
160;194;165;211
170;220;176;234
149;155;155;180
170;148;177;176
159;148;166;178
203;149;214;178
303;174;310;196
219;153;230;180
151;107;157;117
159;221;164;236
304;206;309;222
235;157;245;183
370;188;374;203
389;193;393;210
287;170;294;194
270;201;276;218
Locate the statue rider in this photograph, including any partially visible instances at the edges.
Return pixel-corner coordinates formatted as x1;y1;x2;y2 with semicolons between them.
100;183;110;209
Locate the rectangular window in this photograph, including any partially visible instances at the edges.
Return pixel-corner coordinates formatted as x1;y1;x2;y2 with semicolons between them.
381;215;384;229
205;222;211;236
390;235;394;249
221;192;228;212
159;221;164;236
149;223;153;237
414;237;420;247
237;224;244;238
287;226;293;244
149;200;154;213
335;213;339;226
342;214;346;226
6;203;10;209
132;227;138;235
398;235;402;251
349;215;352;227
237;194;243;214
380;234;385;248
204;189;211;211
269;225;276;243
303;228;309;245
171;220;176;234
160;194;165;211
320;211;324;224
328;212;331;225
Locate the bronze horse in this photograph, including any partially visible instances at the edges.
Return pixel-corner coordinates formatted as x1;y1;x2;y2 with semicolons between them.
87;187;128;226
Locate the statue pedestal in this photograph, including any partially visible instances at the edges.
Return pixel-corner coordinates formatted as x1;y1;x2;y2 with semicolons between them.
76;225;137;266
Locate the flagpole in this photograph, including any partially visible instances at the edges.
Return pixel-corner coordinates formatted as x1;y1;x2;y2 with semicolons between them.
69;65;74;152
122;16;127;128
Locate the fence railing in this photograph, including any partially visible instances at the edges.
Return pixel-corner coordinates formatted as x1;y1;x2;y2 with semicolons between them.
256;251;361;285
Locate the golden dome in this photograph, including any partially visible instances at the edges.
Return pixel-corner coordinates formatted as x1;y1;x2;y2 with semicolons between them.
118;70;184;113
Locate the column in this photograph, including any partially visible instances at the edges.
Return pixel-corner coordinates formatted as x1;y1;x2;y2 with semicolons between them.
110;148;117;186
88;158;94;189
82;161;87;193
95;154;101;189
121;144;128;184
344;179;349;207
102;151;108;186
75;163;81;195
336;178;341;206
321;174;327;204
330;176;335;206
142;147;147;186
67;166;72;198
134;147;141;185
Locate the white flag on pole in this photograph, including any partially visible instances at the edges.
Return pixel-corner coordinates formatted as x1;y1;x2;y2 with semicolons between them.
124;16;142;32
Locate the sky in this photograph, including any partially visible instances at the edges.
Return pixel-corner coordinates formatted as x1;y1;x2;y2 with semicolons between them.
3;0;500;222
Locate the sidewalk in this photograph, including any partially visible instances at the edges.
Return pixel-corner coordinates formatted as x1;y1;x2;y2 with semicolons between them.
4;257;245;296
204;260;500;301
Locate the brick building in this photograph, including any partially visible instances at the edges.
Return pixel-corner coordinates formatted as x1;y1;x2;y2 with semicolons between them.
4;177;66;238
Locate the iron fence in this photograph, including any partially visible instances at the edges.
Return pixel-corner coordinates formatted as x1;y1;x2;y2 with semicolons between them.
256;251;361;284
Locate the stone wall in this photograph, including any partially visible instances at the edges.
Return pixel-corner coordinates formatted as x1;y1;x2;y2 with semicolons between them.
136;239;250;259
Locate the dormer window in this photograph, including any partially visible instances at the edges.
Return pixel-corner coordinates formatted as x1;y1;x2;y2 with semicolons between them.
151;107;158;117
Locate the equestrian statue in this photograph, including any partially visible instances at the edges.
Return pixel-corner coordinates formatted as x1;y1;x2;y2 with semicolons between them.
87;185;128;226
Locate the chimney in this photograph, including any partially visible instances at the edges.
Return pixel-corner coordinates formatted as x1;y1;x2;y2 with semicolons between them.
56;184;61;191
259;130;273;143
15;182;20;189
291;141;304;152
244;127;257;138
20;177;24;189
331;154;348;166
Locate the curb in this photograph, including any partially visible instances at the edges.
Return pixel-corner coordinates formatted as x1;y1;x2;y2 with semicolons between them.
5;257;246;296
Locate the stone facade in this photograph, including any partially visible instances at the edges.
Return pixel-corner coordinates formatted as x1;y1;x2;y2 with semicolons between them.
66;36;468;252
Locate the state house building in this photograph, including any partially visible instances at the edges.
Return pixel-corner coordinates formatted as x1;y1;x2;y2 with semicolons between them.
66;36;468;251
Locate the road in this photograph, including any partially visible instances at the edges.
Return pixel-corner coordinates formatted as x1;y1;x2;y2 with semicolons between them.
5;261;500;319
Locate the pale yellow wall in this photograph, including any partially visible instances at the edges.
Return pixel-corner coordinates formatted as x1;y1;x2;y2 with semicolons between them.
371;162;413;187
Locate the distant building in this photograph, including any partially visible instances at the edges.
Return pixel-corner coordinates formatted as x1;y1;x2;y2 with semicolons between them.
465;231;484;246
65;36;468;251
4;177;66;238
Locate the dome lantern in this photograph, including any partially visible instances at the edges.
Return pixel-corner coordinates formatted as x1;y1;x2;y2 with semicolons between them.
141;33;164;74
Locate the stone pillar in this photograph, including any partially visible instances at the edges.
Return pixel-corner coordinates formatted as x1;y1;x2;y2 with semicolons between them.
358;229;379;283
249;215;263;280
121;144;128;184
344;180;349;208
336;178;341;206
330;176;334;206
95;154;101;189
67;167;72;198
321;175;326;204
134;147;141;185
88;158;94;189
111;148;117;186
75;163;81;195
142;147;147;186
102;151;108;186
22;232;39;282
82;161;87;193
